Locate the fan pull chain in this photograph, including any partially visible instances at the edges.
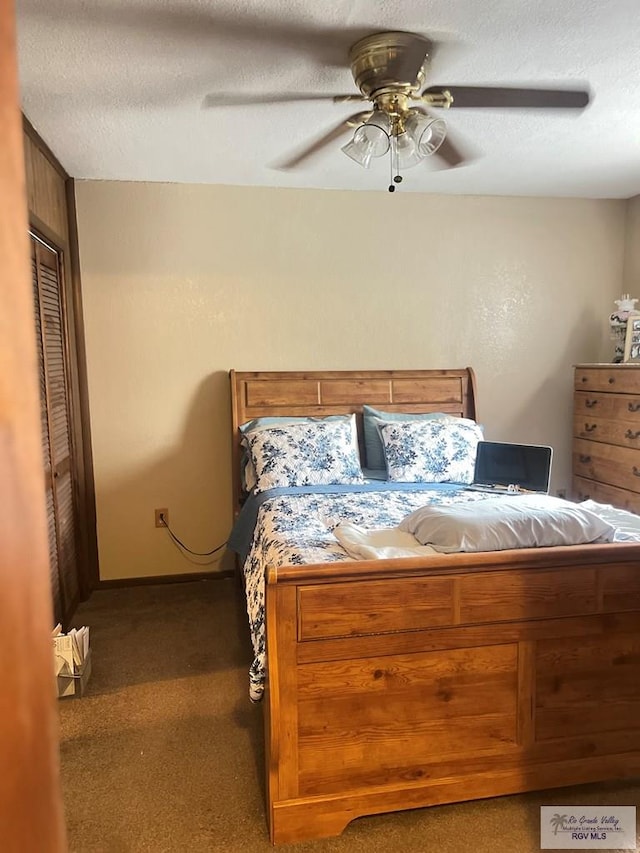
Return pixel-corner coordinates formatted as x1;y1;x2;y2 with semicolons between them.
388;133;403;192
388;137;395;192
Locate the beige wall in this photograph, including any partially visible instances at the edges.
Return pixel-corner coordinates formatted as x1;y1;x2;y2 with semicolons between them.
74;181;625;580
624;195;640;292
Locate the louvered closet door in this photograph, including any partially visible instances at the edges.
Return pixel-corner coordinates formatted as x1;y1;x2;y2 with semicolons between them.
31;236;80;625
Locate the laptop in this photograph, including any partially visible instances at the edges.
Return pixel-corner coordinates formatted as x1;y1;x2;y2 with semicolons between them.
466;440;553;494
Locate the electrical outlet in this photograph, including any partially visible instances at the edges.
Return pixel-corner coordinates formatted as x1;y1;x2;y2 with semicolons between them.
155;508;168;528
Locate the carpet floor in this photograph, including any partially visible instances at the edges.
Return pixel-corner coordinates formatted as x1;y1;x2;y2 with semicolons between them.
58;578;639;852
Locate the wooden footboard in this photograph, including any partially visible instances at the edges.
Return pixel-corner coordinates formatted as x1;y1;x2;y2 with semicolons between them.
264;545;640;844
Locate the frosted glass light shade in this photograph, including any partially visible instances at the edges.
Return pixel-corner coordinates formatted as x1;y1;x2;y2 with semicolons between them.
341;112;391;168
406;113;447;157
392;131;422;169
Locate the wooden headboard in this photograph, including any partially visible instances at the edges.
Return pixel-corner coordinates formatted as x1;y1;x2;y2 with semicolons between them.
229;368;478;517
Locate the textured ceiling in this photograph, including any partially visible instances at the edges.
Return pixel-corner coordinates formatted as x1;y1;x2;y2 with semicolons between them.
15;0;640;197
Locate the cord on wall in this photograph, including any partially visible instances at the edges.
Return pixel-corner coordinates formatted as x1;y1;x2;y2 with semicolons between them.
159;512;227;558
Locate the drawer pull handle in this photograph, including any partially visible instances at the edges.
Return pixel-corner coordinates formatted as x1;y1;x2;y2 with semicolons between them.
584;423;597;433
609;377;615;384
633;466;640;478
585;398;598;408
629;402;640;413
626;429;640;440
580;493;590;500
579;454;591;464
581;375;588;383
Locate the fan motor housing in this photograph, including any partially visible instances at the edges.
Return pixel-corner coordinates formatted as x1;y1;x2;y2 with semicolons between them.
349;31;430;100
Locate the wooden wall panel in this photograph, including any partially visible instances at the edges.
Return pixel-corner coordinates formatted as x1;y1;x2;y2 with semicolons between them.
296;644;518;795
459;568;598;624
321;379;391;405
601;564;640;611
392;377;464;404
245;379;320;408
536;632;640;740
23;130;69;246
298;577;454;640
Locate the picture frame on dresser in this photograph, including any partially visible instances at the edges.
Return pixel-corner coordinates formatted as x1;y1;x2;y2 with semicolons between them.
623;313;640;362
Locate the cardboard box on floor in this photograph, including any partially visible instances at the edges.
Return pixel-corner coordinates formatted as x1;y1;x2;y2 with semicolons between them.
53;625;91;698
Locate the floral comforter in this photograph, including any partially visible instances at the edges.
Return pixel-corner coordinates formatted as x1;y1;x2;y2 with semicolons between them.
236;486;640;701
241;485;483;701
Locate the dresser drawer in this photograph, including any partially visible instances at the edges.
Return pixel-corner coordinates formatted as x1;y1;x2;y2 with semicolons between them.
572;475;640;513
573;437;640;493
575;367;640;394
573;413;640;448
574;390;640;421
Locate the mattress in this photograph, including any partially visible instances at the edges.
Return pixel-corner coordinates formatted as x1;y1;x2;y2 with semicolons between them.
230;484;640;701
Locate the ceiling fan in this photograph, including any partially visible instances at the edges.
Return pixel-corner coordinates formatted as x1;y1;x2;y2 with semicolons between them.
205;30;591;191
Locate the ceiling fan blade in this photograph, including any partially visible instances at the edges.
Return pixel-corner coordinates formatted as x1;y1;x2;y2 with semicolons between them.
274;111;370;170
431;135;469;168
423;85;590;109
202;93;358;108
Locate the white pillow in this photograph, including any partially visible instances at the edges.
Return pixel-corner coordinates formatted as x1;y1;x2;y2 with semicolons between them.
398;494;616;553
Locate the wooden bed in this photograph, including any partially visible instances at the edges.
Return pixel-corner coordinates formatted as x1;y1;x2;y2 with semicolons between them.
230;368;640;845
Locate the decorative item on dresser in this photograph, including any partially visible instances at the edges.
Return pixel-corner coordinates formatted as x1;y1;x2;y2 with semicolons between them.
609;294;638;362
573;363;640;513
623;313;640;363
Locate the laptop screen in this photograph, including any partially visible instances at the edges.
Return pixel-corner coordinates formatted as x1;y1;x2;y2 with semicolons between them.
473;441;553;493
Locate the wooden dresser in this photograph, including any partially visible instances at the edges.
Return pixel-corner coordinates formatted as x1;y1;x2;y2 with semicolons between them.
573;363;640;513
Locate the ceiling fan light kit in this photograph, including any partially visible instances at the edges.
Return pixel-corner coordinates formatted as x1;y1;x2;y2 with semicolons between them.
343;32;449;190
204;30;590;190
341;107;448;188
336;30;588;192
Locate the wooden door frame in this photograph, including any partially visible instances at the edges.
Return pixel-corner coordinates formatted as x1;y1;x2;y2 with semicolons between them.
0;0;67;848
23;116;100;597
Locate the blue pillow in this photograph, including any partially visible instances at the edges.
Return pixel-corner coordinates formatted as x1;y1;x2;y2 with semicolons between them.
362;405;462;471
239;414;352;436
